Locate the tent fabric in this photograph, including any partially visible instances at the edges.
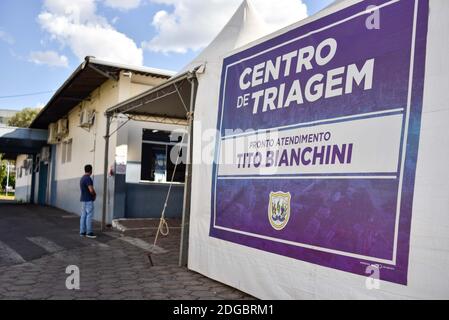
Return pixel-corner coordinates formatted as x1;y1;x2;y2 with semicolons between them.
105;71;193;123
187;0;449;299
106;0;270;122
180;0;270;74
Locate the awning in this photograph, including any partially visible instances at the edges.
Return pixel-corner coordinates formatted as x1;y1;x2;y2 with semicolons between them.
0;127;48;159
105;70;197;124
103;69;199;267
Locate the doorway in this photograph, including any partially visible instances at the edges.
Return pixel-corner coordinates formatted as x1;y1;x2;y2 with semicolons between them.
38;162;48;205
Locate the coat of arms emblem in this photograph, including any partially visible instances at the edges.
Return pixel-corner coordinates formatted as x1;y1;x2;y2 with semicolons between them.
268;191;291;230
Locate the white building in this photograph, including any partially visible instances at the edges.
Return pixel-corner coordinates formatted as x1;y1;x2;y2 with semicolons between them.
0;109;17;126
15;57;187;224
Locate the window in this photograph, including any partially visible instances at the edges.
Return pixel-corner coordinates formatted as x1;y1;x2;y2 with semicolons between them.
66;139;72;163
61;143;66;164
61;139;73;164
141;129;186;183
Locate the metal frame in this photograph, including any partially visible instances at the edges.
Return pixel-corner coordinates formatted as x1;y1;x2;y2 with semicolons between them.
179;75;197;266
106;71;193;115
102;72;198;267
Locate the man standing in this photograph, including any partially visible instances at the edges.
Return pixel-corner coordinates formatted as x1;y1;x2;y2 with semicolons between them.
80;165;97;239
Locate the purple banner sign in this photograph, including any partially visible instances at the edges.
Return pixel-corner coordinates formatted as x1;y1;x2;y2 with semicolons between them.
210;0;429;285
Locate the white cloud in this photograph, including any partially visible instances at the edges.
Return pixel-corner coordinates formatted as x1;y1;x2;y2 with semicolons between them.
29;50;69;67
38;0;143;66
143;0;308;54
253;0;308;27
0;30;15;45
103;0;142;10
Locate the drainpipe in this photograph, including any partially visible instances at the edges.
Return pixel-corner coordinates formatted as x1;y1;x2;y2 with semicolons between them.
101;115;112;231
179;75;197;267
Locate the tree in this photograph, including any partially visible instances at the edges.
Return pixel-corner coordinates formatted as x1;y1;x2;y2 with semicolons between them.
0;160;5;188
0;159;15;191
1;172;15;191
7;108;41;128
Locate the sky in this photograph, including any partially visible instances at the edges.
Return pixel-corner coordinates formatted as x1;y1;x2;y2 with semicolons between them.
0;0;334;111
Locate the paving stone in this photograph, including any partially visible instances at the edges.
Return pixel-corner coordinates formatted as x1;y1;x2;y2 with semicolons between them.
217;292;245;299
190;290;216;298
166;288;192;296
171;295;195;300
0;205;253;301
98;287;124;295
199;296;223;300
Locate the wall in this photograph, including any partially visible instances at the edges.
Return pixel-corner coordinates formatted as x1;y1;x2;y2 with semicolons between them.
51;79;118;222
15;154;32;203
126;183;184;219
50;71;168;223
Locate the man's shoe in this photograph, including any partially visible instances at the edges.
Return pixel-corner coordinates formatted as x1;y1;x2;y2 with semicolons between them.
86;233;97;239
80;233;86;237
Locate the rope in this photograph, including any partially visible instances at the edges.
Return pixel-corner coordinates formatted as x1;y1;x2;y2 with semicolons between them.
153;131;187;247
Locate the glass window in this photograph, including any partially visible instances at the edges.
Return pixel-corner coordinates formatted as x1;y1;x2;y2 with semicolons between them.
153;145;167;183
61;143;66;164
140;129;186;183
66;139;72;163
61;139;72;164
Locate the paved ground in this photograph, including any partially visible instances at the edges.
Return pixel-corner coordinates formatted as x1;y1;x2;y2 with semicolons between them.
0;204;252;300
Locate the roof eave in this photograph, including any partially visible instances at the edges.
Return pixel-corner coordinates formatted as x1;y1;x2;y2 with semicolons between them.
29;60;88;129
29;57;176;129
105;70;195;117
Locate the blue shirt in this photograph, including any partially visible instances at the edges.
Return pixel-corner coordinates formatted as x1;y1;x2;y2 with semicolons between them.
80;175;95;202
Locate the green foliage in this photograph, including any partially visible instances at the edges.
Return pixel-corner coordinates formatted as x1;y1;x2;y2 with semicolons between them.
7;108;41;128
0;160;6;187
1;174;15;190
0;159;15;190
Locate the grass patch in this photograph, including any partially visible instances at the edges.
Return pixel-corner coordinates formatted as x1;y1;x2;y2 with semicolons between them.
0;193;15;201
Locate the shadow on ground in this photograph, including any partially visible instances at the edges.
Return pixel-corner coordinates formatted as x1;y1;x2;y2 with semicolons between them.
0;204;253;300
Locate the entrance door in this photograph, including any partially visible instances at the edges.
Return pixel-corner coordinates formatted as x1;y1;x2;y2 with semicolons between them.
38;162;48;205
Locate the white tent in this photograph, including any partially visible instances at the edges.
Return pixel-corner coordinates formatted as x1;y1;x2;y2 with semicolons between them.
105;0;273;265
187;0;449;299
107;0;449;299
181;0;270;73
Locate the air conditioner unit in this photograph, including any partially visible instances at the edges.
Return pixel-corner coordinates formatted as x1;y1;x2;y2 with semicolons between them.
47;123;58;144
57;118;69;137
79;109;94;128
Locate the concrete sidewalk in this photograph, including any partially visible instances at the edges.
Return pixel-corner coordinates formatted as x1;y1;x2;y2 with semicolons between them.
0;204;253;300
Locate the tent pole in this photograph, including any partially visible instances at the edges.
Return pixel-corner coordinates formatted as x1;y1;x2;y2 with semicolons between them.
101;115;112;231
179;77;196;267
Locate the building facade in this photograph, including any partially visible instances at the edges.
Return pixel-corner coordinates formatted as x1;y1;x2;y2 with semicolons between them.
15;57;186;224
0;109;17;126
